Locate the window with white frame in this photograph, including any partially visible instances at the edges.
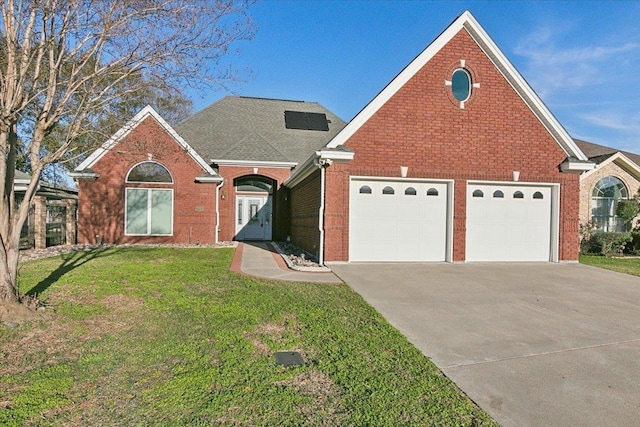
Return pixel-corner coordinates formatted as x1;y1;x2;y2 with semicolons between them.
125;161;173;236
591;176;628;232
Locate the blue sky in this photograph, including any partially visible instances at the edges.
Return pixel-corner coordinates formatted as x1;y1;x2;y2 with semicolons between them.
195;0;640;153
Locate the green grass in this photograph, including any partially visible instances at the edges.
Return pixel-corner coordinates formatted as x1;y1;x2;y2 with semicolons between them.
580;254;640;277
1;247;496;426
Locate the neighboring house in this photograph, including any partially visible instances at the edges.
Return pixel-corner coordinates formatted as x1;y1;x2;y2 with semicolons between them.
71;11;597;263
14;170;78;249
574;139;640;232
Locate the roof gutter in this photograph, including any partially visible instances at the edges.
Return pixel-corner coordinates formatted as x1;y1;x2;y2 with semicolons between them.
284;149;354;188
14;178;31;192
559;157;596;173
195;175;224;183
68;171;100;181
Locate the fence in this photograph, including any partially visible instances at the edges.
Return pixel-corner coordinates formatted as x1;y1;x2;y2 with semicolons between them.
20;207;34;249
45;205;67;247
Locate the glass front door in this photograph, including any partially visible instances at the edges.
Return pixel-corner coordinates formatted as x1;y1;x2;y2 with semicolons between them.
235;195;272;240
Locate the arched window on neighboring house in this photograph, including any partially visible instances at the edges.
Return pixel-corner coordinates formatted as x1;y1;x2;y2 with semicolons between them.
592;176;629;232
125;161;173;236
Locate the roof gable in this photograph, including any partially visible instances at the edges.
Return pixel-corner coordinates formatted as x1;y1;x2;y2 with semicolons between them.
74;105;218;177
325;10;588;162
585;152;640;182
575;138;640;181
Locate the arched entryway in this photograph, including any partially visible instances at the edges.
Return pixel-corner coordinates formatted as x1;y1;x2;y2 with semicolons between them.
234;175;275;240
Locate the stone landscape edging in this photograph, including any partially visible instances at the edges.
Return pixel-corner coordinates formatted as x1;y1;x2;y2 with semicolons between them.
270;242;332;273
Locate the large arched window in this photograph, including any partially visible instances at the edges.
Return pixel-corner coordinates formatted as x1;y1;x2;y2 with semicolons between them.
592;176;628;232
125;161;173;236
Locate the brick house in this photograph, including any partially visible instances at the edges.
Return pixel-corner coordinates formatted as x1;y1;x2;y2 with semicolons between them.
574;139;640;232
72;11;597;262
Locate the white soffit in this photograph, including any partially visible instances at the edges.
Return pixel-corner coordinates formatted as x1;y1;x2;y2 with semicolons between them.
75;105;218;177
325;10;589;162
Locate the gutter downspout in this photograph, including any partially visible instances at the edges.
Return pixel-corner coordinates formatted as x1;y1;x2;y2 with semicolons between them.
215;180;224;243
316;159;332;266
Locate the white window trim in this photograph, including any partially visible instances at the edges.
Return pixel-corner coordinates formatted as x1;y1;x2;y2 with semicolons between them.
124;188;174;236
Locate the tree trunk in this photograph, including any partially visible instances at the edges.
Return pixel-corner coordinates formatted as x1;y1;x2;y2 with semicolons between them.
0;243;19;304
0;127;33;305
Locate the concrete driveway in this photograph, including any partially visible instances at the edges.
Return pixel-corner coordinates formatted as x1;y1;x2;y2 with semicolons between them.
329;262;640;426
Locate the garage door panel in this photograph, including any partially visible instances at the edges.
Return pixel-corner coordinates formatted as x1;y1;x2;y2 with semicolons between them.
350;179;448;262
466;183;552;262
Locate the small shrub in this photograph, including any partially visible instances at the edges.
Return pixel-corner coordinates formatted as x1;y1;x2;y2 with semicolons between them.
579;222;596;254
581;231;632;256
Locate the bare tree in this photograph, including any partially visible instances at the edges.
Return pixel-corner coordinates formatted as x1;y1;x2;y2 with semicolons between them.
0;0;255;311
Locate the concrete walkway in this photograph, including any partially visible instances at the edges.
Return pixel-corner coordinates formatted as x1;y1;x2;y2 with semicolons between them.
233;242;342;284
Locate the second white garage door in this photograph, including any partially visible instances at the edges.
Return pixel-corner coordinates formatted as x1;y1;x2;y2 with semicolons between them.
466;183;554;262
349;179;450;262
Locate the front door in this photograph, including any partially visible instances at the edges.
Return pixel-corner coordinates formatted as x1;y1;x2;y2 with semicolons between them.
235;195;272;240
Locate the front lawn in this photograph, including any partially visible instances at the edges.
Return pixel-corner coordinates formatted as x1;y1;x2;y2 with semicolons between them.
580;254;640;277
1;247;495;426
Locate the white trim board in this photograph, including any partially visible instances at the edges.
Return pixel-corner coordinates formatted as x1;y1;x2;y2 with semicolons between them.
75;105;219;177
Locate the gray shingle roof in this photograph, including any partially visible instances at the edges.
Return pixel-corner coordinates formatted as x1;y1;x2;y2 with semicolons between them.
175;96;347;166
14;170;30;180
574;138;640;166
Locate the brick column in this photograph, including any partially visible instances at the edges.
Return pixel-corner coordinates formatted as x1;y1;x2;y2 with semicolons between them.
65;199;77;245
33;196;47;249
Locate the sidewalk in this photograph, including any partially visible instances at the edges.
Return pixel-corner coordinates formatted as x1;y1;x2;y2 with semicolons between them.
230;241;343;284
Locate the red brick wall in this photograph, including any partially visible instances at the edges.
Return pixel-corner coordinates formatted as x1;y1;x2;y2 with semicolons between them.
274;186;292;242
77;116;218;244
290;169;321;257
216;166;292;242
324;29;580;261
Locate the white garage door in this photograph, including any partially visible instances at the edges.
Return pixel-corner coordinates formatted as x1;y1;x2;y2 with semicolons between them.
349;179;449;262
466;183;552;262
